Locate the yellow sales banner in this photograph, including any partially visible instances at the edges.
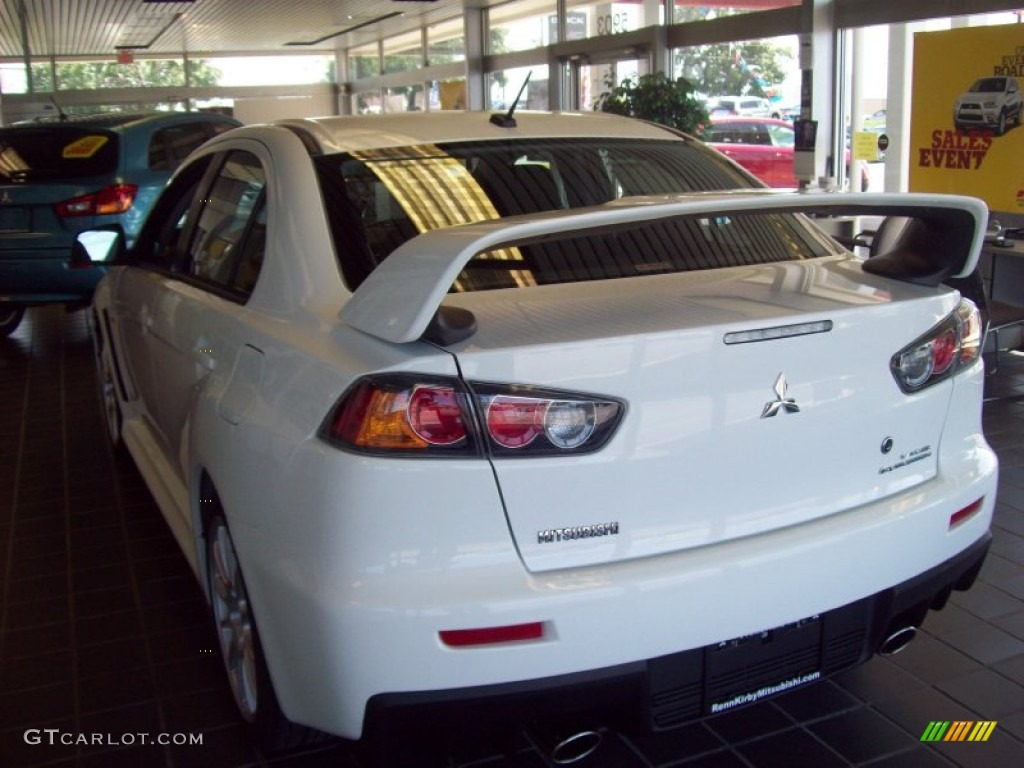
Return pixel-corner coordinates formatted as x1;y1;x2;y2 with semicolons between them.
910;25;1024;213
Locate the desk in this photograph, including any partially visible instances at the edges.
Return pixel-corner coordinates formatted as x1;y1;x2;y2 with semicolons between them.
981;238;1024;302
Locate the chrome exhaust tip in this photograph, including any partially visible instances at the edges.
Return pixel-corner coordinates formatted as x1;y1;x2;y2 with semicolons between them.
879;626;917;656
550;730;602;764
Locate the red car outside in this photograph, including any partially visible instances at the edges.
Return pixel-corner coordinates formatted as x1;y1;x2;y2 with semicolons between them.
704;116;867;190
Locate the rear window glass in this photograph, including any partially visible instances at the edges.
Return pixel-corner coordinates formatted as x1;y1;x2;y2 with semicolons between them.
0;127;119;181
314;137;834;292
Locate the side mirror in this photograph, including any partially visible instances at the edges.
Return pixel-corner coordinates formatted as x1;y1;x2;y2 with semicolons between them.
71;225;126;266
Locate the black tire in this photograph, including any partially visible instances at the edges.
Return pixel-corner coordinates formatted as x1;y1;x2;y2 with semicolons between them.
996;110;1007;136
205;513;329;753
0;307;25;337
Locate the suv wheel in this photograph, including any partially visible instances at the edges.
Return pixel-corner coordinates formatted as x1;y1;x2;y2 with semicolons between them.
0;307;25;337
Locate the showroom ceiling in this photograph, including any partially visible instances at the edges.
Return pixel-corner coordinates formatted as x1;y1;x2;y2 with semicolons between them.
0;0;481;57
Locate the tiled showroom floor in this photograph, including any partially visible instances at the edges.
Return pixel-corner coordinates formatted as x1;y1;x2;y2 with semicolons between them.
2;305;1024;768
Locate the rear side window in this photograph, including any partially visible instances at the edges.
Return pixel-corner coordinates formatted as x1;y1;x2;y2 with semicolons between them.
187;151;267;298
315;137;836;292
149;123;215;171
707;123;769;145
0;127;118;181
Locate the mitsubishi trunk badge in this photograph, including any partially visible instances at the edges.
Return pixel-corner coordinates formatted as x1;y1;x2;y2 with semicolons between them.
761;373;800;418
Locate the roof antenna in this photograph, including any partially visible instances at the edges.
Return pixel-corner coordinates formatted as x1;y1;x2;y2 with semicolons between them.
490;71;532;128
49;96;68;122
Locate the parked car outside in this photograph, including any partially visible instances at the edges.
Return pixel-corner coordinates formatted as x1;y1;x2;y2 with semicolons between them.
862;108;887;133
953;76;1021;135
706;96;774;117
0;110;240;336
705;115;869;190
88;111;994;752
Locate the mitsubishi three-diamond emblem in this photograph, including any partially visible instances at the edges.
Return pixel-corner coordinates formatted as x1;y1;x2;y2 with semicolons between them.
761;373;800;418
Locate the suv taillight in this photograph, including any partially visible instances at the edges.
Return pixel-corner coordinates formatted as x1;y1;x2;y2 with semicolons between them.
891;299;981;393
321;375;624;457
55;184;137;218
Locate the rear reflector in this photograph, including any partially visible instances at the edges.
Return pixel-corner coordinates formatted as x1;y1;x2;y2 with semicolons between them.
949;498;983;530
440;622;545;648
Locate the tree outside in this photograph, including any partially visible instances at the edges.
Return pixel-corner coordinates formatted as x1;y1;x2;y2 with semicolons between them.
25;58;222;114
675;41;792;102
594;71;708;134
671;4;794;104
30;58;221;92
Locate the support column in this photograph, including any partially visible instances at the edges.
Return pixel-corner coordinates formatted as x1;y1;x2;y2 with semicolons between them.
849;26;866;191
334;48;350;115
464;6;486;111
884;23;911;192
801;0;837;186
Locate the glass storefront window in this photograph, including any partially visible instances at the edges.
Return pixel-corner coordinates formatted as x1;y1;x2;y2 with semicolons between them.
383;30;423;74
673;35;799;116
1;62;30;94
384;84;425;112
489;65;549;110
488;0;557;53
580;58;649;112
428;19;466;65
200;55;330;86
31;58;195;90
354;91;383;115
348;42;380;79
432;79;468;110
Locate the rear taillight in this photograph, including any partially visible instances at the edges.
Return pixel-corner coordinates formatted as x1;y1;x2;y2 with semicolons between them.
321;376;472;455
320;376;624;457
55;184;137;218
891;299;981;393
475;385;621;456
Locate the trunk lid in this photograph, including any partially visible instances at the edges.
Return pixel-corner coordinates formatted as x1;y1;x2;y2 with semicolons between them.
447;259;958;571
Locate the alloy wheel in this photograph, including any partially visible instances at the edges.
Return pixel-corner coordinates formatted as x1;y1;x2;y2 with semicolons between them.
99;354;122;445
208;517;260;721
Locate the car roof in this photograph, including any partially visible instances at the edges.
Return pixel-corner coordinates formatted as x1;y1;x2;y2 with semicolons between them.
274;111;688;155
6;111;239;132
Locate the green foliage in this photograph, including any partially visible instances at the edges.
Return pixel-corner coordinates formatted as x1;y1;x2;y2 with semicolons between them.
669;5;792;102
676;41;791;100
29;59;221;92
594;71;708;134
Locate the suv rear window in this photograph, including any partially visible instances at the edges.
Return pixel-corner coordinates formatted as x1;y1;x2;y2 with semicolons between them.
0;127;119;181
315;137;836;291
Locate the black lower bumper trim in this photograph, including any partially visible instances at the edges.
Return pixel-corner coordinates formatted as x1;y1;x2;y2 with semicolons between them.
364;533;990;738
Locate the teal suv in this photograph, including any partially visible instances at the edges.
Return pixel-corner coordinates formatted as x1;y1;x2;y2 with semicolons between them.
0;111;239;335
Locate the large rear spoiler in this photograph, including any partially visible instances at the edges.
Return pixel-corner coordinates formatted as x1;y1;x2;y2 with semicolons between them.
340;191;989;344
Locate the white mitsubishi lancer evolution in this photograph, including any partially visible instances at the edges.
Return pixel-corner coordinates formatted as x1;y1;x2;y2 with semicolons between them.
87;110;995;750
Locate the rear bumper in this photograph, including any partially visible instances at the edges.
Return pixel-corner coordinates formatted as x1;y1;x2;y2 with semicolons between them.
364;532;990;737
0;253;106;305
